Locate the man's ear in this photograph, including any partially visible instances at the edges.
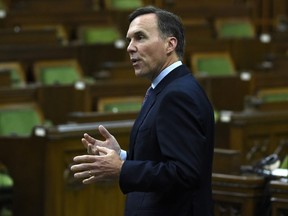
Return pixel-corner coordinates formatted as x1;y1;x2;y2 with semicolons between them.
166;37;177;54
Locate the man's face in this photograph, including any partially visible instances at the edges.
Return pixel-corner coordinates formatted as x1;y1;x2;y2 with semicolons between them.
126;13;169;81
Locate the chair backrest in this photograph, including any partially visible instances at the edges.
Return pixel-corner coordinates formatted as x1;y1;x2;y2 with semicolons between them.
97;96;143;113
0;103;44;136
33;59;83;85
0;62;26;87
257;87;288;103
105;0;143;10
280;155;288;169
191;52;236;76
215;18;256;39
77;25;122;45
0;162;13;188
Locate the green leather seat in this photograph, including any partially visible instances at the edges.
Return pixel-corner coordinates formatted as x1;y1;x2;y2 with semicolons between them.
108;0;142;10
81;26;121;45
0;105;43;136
192;53;236;76
216;18;255;39
39;66;81;85
98;97;142;113
33;59;84;85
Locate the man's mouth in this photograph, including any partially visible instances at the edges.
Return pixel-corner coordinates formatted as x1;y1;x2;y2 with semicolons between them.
131;58;140;66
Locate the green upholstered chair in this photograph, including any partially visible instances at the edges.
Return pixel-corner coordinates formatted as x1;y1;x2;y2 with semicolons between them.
0;163;13;188
0;62;26;87
33;59;83;85
191;52;236;76
0;103;44;136
215;18;256;39
105;0;143;10
280;155;288;169
78;26;122;45
98;97;143;113
0;162;13;216
258;88;288;103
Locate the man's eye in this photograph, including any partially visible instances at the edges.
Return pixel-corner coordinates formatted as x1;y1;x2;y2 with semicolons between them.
136;34;145;40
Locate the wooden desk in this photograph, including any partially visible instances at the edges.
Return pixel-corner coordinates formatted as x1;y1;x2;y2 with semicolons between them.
40;120;133;216
0;70;10;87
212;173;266;216
229;110;288;165
36;83;92;124
0;85;37;105
197;75;251;111
0;135;46;216
67;111;139;123
88;80;149;112
270;180;288;216
0;120;133;216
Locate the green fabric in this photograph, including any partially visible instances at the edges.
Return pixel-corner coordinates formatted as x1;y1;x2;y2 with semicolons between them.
261;93;288;103
83;27;121;44
218;21;254;38
110;0;142;9
103;101;142;113
0;108;42;136
196;57;235;76
40;66;81;85
10;69;23;87
0;173;13;187
280;155;288;169
0;0;6;9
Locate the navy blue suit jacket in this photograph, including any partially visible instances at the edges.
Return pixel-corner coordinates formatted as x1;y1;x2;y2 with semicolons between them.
119;65;215;216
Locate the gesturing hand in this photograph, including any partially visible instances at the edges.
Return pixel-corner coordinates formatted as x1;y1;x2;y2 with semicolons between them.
82;125;121;156
71;146;124;184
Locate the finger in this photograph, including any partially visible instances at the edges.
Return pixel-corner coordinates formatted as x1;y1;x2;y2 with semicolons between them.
87;144;93;154
98;125;113;140
81;137;90;149
96;146;113;155
83;176;96;184
73;169;94;179
83;133;96;143
73;155;96;163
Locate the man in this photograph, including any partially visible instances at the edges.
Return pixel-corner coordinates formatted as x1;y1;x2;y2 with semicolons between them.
71;6;215;216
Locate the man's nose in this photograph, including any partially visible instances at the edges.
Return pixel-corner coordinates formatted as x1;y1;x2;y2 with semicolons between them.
127;41;136;53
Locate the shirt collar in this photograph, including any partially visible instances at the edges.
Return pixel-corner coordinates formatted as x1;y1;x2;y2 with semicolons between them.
151;61;182;89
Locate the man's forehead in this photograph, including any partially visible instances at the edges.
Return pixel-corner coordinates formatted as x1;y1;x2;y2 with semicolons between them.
127;14;158;35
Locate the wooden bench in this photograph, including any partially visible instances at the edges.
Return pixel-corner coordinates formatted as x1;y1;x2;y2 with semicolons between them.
270;180;288;216
40;120;133;216
0;135;47;216
0;119;133;216
0;69;10;87
212;173;266;216
0;85;37;105
227;110;288;165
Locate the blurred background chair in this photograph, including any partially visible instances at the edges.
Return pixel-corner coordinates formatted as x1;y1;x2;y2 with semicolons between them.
77;25;123;45
0;162;13;216
33;59;84;85
97;96;143;113
105;0;143;10
215;17;256;39
0;62;26;88
191;52;236;76
0;103;45;136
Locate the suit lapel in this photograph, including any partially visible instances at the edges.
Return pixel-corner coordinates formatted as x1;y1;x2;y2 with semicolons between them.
129;89;156;158
129;65;190;158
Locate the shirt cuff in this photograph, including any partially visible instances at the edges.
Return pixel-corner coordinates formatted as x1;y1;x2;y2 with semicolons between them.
119;149;127;161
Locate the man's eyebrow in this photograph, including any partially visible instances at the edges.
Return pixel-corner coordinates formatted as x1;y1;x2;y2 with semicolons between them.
127;30;145;38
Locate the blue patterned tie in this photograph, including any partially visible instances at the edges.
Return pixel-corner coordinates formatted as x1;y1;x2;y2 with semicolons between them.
143;86;153;105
